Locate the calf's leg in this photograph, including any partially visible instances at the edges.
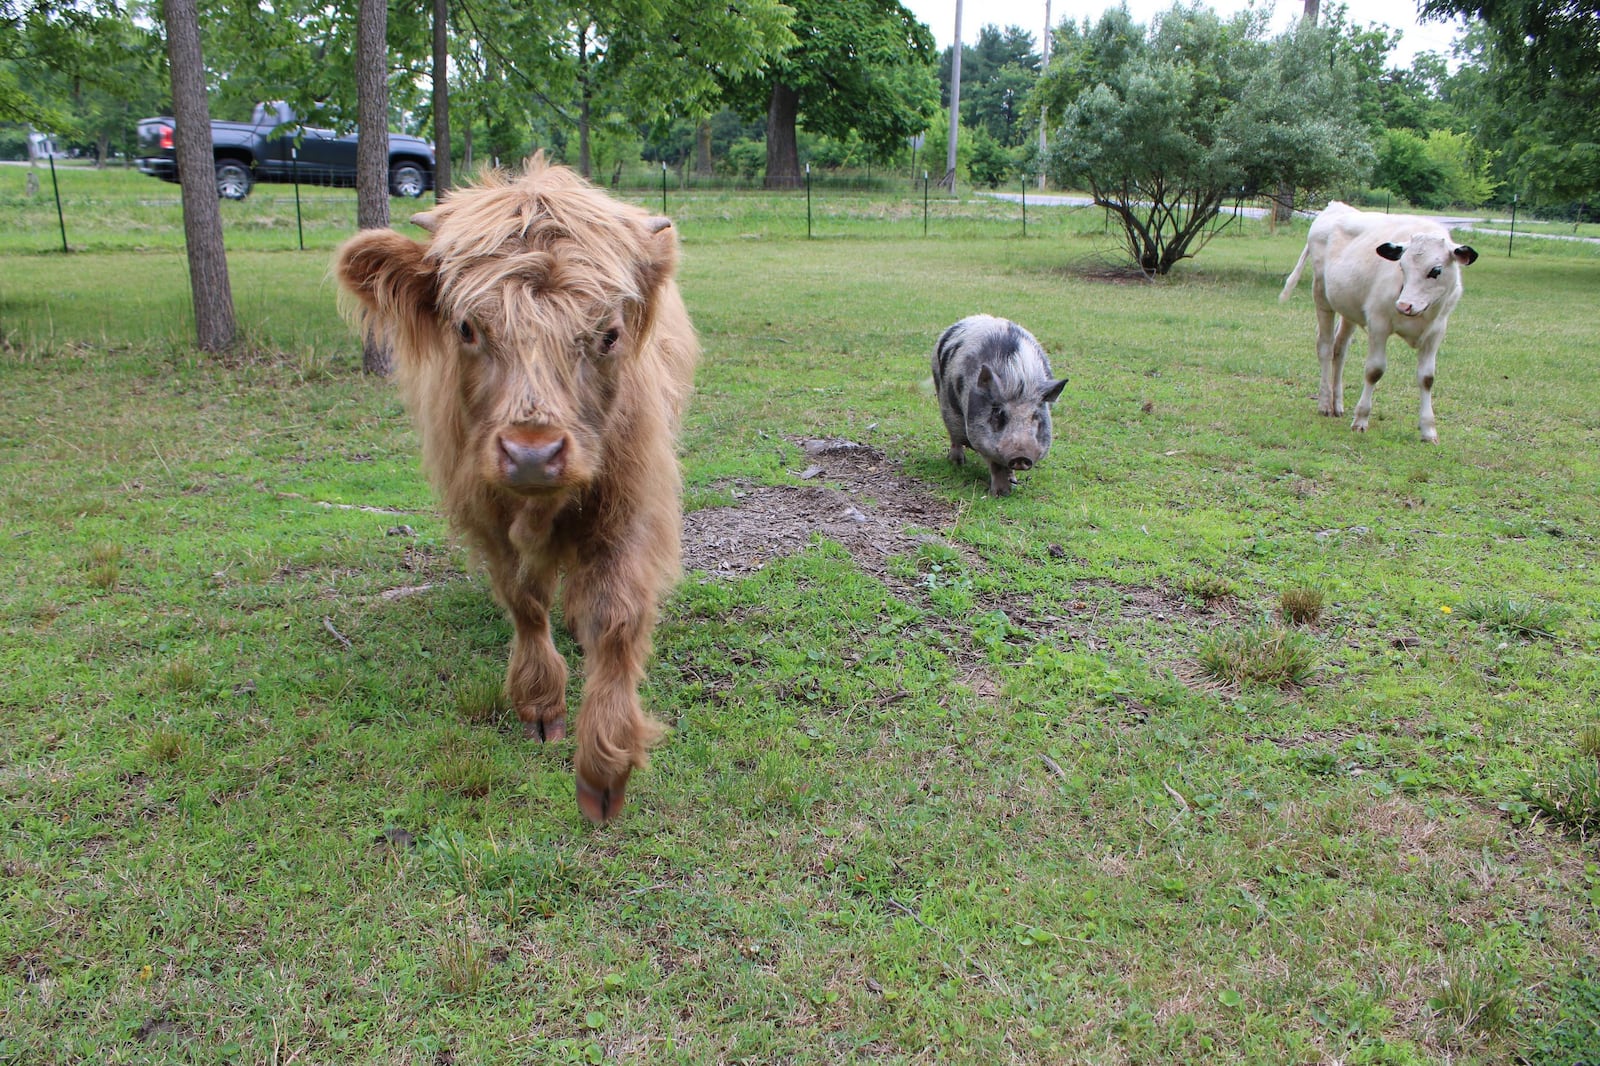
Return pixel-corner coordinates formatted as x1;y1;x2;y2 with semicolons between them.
1314;301;1341;416
1350;331;1388;433
484;545;569;741
1416;339;1441;443
563;554;669;823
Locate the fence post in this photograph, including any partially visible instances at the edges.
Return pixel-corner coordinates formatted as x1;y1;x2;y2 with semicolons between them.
1508;194;1517;258
805;162;812;239
1021;174;1027;238
292;147;304;252
923;171;929;237
48;154;68;253
661;161;667;216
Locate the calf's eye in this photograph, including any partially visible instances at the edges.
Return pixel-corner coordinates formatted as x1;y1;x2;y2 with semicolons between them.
457;320;479;345
1427;267;1442;279
599;328;620;353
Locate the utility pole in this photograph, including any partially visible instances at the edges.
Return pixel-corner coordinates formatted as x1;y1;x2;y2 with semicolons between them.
1038;0;1051;189
940;0;963;192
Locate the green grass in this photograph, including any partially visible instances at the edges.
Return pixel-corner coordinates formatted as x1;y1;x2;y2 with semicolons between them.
2;187;1599;1064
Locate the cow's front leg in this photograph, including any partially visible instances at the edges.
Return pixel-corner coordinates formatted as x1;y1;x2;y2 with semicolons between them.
563;555;669;823
484;545;568;741
1350;332;1388;433
1416;340;1441;443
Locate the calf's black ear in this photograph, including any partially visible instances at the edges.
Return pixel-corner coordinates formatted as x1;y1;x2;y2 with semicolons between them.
1375;242;1405;261
1454;245;1479;266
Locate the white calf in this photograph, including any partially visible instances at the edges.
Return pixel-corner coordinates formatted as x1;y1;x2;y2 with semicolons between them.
1280;201;1477;442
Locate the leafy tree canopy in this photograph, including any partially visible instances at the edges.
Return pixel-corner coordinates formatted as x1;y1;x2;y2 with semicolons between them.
1041;5;1371;275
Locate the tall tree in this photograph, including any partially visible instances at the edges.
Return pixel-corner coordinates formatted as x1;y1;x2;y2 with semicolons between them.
355;0;391;375
1043;5;1370;276
161;0;234;351
433;0;451;193
1420;0;1600;203
723;0;937;188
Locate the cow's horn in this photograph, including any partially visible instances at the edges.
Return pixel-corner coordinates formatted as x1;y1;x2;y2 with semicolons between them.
411;211;438;232
644;216;673;235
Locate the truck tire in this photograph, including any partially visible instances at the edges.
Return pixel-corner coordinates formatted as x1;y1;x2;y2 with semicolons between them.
215;159;253;200
389;161;428;198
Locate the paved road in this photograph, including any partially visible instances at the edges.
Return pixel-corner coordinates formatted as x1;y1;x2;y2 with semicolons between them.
983;191;1600;244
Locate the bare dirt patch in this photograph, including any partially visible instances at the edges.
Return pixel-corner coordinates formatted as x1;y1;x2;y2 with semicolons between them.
682;438;957;580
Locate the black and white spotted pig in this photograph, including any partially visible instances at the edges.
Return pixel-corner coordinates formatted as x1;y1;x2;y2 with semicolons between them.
931;315;1067;497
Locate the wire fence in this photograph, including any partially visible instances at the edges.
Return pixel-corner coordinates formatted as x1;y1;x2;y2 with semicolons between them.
2;160;1133;256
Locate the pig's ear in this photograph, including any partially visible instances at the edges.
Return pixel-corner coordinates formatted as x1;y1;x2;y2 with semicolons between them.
974;365;997;396
335;229;440;356
1042;378;1068;404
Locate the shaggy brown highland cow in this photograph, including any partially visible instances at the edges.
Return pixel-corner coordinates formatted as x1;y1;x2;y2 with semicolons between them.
335;155;697;822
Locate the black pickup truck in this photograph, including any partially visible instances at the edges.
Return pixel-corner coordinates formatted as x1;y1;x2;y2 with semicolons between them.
136;101;435;200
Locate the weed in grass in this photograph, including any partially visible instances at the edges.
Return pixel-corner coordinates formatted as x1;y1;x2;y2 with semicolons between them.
1578;723;1600;761
1280;584;1326;626
1198;623;1318;687
145;727;191;764
85;541;121;591
429;750;506;798
1521;755;1600;838
455;676;508;725
1460;594;1566;639
158;657;203;693
1181;572;1238;604
1430;960;1515;1049
437;938;494;998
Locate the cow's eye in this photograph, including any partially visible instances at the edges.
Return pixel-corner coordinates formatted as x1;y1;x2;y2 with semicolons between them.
457;320;479;346
1427;266;1442;279
599;328;620;353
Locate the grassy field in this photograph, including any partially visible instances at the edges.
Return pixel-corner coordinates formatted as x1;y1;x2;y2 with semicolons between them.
2;174;1599;1064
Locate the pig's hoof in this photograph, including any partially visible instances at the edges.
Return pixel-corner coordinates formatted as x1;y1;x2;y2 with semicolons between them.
523;716;567;742
576;770;630;824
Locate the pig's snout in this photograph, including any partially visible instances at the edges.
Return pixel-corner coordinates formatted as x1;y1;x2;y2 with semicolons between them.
1008;457;1034;472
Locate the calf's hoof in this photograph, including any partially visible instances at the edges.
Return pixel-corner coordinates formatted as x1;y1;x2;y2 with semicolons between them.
576;769;630;824
523;716;567;742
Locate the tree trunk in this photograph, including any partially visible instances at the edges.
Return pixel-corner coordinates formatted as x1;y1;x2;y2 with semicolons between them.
577;28;592;180
432;0;451;194
1275;0;1320;226
162;0;235;353
694;119;713;178
463;120;473;173
764;82;801;188
356;0;392;376
941;0;964;191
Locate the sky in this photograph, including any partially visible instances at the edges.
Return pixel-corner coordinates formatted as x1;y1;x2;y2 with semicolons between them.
901;0;1469;69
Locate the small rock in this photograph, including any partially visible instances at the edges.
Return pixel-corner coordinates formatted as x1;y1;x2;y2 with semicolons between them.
375;827;417;850
797;465;823;480
386;525;416;537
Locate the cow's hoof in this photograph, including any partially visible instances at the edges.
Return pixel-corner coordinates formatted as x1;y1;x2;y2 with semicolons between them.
523;716;567;742
576;770;630;824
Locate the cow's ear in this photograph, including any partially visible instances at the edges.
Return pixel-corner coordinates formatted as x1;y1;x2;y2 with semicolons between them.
1453;245;1478;266
335;230;439;346
638;216;680;296
1042;377;1068;405
1375;242;1405;262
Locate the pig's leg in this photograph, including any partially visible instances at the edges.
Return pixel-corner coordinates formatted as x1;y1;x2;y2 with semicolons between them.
987;460;1014;497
